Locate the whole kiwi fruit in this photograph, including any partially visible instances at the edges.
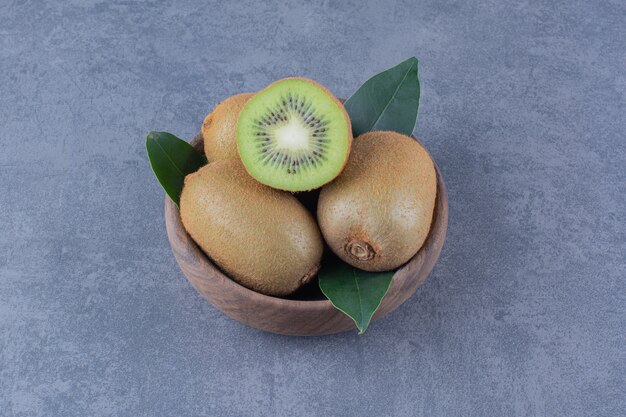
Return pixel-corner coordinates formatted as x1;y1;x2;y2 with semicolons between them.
236;78;352;192
180;160;323;296
317;131;437;272
201;93;254;161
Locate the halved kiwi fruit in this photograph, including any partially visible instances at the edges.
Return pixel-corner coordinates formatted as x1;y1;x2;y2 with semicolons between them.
236;78;352;192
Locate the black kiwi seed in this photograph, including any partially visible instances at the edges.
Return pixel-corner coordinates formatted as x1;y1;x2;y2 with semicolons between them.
248;90;340;173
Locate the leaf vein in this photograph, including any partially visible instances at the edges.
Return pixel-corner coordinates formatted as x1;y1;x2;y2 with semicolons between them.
352;268;366;329
367;60;416;132
152;138;185;176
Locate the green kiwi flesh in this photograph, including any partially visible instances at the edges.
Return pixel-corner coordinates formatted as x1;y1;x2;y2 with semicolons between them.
236;78;352;192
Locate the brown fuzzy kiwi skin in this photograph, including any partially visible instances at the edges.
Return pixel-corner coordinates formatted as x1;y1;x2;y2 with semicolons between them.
202;93;254;161
236;78;352;192
179;160;323;296
317;131;437;272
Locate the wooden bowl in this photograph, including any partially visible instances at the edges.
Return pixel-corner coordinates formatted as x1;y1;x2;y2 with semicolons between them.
165;133;448;336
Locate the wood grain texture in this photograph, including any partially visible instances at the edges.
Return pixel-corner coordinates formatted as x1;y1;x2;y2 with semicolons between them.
164;133;448;336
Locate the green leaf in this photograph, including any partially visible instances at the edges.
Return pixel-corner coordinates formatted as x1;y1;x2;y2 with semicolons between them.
344;57;420;137
319;254;394;334
146;131;207;206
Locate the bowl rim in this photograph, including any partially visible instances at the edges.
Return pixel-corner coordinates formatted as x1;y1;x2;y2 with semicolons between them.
168;132;446;312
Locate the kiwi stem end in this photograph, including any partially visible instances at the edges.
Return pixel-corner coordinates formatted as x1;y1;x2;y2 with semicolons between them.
345;240;376;262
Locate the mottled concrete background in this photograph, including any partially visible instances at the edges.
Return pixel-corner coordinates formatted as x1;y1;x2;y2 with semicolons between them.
0;0;624;416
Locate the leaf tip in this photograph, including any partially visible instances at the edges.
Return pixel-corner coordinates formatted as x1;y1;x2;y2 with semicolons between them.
399;56;418;68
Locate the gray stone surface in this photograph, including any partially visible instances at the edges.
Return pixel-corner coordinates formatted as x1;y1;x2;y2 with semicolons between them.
0;0;624;416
